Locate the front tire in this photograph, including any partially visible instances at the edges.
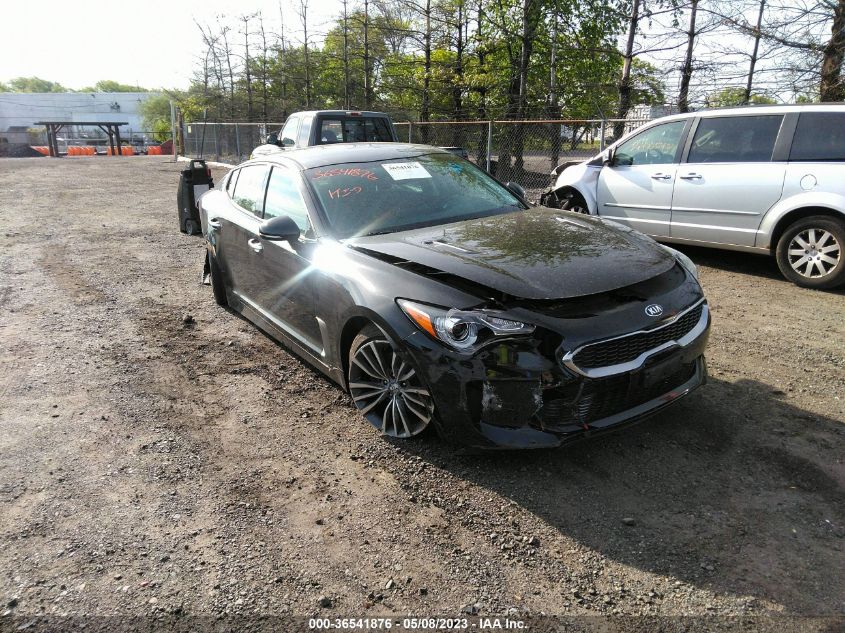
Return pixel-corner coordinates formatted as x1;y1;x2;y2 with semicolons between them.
559;189;589;214
348;326;435;439
775;216;845;289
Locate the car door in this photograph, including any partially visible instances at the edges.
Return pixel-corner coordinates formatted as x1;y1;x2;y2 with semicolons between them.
595;119;689;237
221;163;269;300
251;165;323;354
671;114;786;247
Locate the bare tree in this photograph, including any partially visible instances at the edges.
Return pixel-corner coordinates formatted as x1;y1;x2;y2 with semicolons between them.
342;0;351;108
743;0;766;103
297;0;312;108
616;0;641;136
239;13;255;121
678;0;699;112
364;0;373;109
258;12;270;121
821;0;845;101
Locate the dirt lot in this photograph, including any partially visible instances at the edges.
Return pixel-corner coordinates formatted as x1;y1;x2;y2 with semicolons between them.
0;156;844;631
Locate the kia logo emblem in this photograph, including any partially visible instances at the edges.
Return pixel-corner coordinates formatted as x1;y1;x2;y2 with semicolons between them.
645;304;664;317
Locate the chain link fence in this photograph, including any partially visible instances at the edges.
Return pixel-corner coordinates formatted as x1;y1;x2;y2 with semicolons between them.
183;122;283;164
182;118;650;200
396;119;649;200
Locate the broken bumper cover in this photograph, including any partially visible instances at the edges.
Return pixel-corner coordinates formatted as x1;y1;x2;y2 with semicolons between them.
403;303;710;450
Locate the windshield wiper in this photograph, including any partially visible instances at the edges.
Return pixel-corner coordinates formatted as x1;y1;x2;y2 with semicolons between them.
361;229;396;237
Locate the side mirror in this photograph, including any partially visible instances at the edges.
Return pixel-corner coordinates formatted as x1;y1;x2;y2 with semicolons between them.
603;148;616;167
259;215;300;242
266;132;280;146
505;181;527;200
281;136;296;147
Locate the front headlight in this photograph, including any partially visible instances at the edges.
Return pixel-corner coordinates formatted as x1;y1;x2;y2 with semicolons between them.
397;299;535;352
662;245;699;280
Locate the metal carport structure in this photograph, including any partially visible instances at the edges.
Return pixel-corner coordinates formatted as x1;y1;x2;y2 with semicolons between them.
35;121;129;157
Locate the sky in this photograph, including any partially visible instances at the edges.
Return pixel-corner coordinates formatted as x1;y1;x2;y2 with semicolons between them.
0;0;338;91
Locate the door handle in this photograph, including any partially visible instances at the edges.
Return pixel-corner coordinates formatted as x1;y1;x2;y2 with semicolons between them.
680;173;702;180
247;238;263;254
208;218;222;230
650;173;672;180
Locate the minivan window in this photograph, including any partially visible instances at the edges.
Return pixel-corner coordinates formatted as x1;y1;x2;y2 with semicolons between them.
264;166;311;232
232;164;269;215
614;121;686;166
789;112;845;162
687;115;782;163
226;169;240;195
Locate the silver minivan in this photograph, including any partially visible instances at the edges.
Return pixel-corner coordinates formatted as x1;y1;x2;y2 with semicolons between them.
544;105;845;289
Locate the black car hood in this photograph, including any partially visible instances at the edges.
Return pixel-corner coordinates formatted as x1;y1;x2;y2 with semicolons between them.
347;208;677;300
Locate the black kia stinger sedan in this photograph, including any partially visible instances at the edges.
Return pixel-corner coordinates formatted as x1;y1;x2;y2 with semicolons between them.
198;143;710;449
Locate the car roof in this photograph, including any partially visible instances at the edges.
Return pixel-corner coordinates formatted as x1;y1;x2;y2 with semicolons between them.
651;102;845;124
249;143;451;170
290;110;392;118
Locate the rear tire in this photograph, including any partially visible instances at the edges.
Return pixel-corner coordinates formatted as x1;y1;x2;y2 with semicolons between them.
775;215;845;289
208;254;229;306
184;219;200;235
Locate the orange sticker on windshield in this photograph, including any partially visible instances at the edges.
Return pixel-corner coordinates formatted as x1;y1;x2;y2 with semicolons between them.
312;167;378;181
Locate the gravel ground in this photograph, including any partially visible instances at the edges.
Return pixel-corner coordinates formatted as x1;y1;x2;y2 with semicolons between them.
0;156;844;632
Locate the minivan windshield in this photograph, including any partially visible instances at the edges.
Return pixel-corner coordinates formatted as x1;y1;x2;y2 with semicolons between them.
304;153;524;238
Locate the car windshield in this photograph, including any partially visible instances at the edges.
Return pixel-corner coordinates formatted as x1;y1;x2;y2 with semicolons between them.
304;153;524;238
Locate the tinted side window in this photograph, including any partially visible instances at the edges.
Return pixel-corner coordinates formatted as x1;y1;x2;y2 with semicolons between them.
790;112;845;161
365;118;393;141
688;115;782;163
280;117;299;147
264;167;311;232
614;121;687;166
232;164;269;216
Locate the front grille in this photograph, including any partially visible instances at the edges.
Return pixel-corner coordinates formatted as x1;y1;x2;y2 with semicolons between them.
541;360;697;432
572;304;703;370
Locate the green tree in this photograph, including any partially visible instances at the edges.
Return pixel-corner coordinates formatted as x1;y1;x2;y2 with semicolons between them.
139;94;172;142
705;86;776;108
80;80;149;93
5;76;68;92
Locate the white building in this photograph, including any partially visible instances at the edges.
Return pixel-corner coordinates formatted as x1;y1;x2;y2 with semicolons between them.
0;92;162;144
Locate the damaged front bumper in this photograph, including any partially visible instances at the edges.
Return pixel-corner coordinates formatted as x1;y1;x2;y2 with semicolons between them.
402;300;711;450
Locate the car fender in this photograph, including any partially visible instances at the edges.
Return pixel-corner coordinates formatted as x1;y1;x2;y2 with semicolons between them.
757;191;845;249
551;162;601;214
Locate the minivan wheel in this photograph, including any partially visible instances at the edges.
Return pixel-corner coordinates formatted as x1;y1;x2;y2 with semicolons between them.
776;216;845;289
559;190;589;214
348;326;434;439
